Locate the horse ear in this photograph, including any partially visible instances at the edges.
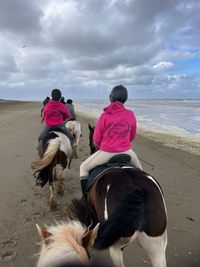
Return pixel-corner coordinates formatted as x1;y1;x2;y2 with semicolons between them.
36;224;52;245
82;223;100;250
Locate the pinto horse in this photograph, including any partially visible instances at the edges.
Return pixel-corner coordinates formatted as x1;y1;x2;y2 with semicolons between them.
65;120;82;158
36;220;99;267
68;124;167;267
32;131;72;210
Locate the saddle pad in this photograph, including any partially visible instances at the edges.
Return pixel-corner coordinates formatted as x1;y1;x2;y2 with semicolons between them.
86;154;132;191
86;165;114;191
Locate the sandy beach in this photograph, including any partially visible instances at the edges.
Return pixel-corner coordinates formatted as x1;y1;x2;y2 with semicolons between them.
0;101;199;267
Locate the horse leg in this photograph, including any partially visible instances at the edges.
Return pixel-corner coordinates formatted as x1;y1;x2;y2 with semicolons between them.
109;245;125;267
57;171;65;196
49;184;57;211
75;135;80;158
74;144;78;158
137;231;167;267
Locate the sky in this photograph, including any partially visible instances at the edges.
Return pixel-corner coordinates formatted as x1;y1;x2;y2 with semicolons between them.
0;0;200;100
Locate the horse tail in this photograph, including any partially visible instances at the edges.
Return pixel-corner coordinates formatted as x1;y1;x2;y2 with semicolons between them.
66;199;93;227
93;188;145;250
31;138;61;171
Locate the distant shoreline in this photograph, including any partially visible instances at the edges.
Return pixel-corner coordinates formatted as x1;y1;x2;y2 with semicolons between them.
1;98;200;101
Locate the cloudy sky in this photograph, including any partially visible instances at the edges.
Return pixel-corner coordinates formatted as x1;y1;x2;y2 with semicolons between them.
0;0;200;100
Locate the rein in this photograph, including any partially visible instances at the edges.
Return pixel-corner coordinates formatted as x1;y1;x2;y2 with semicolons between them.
138;157;155;170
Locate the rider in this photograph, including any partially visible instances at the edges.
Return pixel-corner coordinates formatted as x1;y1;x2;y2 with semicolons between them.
80;85;142;195
65;99;77;120
60;96;66;104
38;89;74;142
40;96;50;118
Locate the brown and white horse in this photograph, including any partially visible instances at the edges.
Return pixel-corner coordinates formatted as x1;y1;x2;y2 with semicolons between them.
65;120;82;158
68;125;167;267
32;131;72;210
36;220;99;267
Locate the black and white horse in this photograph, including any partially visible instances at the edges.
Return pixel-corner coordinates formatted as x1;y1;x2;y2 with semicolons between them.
68;125;167;267
32;131;72;210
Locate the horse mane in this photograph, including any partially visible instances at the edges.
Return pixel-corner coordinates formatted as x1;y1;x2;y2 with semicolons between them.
36;221;88;267
50;262;109;267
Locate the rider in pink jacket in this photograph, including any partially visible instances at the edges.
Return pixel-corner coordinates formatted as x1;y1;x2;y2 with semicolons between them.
80;85;142;196
43;100;70;126
38;89;73;142
94;101;136;152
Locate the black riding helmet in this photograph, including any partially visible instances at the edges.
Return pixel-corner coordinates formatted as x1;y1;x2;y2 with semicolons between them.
109;85;128;104
66;99;73;104
51;88;62;101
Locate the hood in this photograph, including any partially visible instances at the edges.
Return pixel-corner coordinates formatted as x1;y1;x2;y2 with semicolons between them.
47;100;61;107
103;102;125;114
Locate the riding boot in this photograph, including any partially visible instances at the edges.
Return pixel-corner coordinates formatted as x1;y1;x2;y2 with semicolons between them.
80;179;88;193
80;179;88;201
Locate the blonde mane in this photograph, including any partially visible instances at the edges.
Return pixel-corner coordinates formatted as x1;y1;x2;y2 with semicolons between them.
36;221;89;267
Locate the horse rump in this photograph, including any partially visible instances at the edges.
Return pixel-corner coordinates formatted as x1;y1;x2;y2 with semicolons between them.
93;187;145;250
68;186;146;250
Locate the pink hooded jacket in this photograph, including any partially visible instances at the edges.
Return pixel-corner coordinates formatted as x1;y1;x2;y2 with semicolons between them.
93;102;137;152
42;100;70;126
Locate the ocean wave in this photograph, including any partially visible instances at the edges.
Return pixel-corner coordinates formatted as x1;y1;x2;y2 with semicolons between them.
77;108;200;156
138;127;200;156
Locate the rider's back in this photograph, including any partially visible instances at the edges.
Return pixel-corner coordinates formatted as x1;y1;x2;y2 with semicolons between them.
65;103;76;120
94;101;136;152
43;100;70;126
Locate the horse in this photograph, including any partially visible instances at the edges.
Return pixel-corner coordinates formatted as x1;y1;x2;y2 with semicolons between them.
88;124;96;155
36;220;99;267
32;131;72;210
65;120;82;158
67;124;167;267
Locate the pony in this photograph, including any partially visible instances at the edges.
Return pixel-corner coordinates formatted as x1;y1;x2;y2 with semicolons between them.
88;124;96;155
36;220;99;267
68;124;167;267
32;131;72;210
65;120;82;158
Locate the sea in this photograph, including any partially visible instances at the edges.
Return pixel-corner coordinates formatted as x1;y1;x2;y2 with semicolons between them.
76;99;200;156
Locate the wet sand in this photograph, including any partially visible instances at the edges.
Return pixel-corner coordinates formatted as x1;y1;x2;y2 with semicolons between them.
0;101;199;267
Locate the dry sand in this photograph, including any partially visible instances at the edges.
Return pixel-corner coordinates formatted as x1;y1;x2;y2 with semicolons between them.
0;101;199;267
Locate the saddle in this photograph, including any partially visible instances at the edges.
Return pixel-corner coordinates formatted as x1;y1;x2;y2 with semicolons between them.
66;118;76;121
43;126;74;145
46;126;68;137
86;154;132;191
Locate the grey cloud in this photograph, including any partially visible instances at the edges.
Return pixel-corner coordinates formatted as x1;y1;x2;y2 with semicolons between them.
0;0;200;99
0;54;18;74
0;0;43;35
